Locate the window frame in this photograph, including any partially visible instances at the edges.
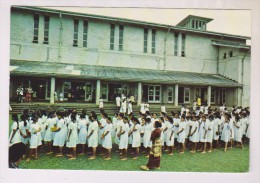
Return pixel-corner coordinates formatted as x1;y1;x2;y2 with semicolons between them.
119;25;124;51
33;14;39;43
73;19;79;47
151;29;156;54
167;86;174;103
174;32;179;56
43;15;50;44
83;20;88;47
148;85;161;103
110;24;115;50
143;28;148;53
184;87;190;103
181;33;186;57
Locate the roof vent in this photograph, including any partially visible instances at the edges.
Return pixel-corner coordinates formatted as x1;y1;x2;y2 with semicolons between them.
176;15;213;31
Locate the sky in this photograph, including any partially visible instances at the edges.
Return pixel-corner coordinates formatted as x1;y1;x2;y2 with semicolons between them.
44;6;251;39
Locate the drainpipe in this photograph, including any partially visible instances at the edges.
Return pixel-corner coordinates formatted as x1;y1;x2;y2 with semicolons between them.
58;11;63;63
240;47;251;106
163;28;171;71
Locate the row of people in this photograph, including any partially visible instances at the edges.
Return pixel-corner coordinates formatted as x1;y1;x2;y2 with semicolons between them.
9;106;250;162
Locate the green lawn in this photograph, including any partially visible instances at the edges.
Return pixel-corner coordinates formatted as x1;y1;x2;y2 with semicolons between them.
18;144;249;172
10;115;249;172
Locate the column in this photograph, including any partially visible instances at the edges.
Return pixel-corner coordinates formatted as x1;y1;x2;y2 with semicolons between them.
207;86;211;106
96;80;101;105
174;84;179;106
50;77;55;104
137;82;142;106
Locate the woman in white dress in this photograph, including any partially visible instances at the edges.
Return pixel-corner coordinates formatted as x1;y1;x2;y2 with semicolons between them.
130;117;141;159
53;112;66;157
140;101;145;114
144;101;149;113
98;113;107;146
213;113;222;149
118;116;130;160
127;101;133;115
101;117;113;160
158;117;166;148
189;116;199;153
9;114;21;146
120;98;127;114
26;117;42;162
99;97;104;110
87;115;99;159
164;116;174;155
77;114;88;155
44;112;56;154
233;115;244;149
199;115;208;154
143;117;153;157
66;114;78;160
19;114;30;147
207;115;214;152
221;116;232;152
177;115;186;154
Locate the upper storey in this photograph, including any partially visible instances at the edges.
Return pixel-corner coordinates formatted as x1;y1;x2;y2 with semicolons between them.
176;15;213;31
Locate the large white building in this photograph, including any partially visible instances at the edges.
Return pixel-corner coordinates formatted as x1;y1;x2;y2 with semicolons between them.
9;6;251;107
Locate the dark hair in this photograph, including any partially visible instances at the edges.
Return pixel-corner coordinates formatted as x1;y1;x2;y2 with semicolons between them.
80;114;85;119
167;116;173;124
107;117;112;122
9;142;26;163
159;116;164;122
154;121;162;128
145;117;151;123
20;114;27;127
71;114;77;122
132;117;140;124
12;114;19;129
123;116;129;121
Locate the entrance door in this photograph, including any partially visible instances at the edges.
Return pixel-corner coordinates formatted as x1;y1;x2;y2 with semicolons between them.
62;81;71;100
85;83;93;101
71;82;86;101
108;83;128;101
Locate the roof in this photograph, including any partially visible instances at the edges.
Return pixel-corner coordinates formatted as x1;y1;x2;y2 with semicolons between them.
10;60;242;87
211;40;251;49
11;6;251;40
176;15;213;27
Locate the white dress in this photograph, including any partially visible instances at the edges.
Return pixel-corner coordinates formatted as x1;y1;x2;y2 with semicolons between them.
102;123;112;149
111;117;118;138
53;118;66;147
88;121;98;148
221;123;231;143
19;121;29;145
185;120;192;138
9;122;21;146
98;118;107;145
166;123;174;146
66;122;78;148
199;121;208;142
161;106;166;113
140;103;145;114
132;124;141;148
39;116;47;140
190;121;199;142
127;103;133;115
160;122;166;145
144;103;149;112
78;119;88;144
128;121;134;145
120;101;127;113
213;118;222;140
116;97;121;107
44;118;56;142
207;120;214;143
234;120;243;142
173;118;180;138
143;122;153;148
29;123;41;148
177;122;186;143
119;123;130;149
115;119;124;145
99;99;104;108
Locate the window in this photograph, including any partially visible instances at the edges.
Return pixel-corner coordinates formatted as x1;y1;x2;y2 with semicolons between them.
192;20;195;28
143;28;148;53
73;19;79;47
151;29;156;54
174;32;179;56
184;88;190;103
119;25;124;51
168;86;174;103
101;83;108;101
181;33;186;57
110;24;115;50
221;88;226;104
229;51;233;57
83;20;88;47
223;53;227;59
148;85;161;103
211;88;215;103
33;14;39;43
43;15;50;44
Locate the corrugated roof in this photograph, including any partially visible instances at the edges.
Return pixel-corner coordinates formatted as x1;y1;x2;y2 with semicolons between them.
10;60;242;87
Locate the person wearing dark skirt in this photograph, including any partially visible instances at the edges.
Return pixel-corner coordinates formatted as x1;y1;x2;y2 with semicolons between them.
141;121;162;171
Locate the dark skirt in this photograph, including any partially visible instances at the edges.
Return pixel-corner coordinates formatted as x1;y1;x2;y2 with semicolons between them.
146;154;160;169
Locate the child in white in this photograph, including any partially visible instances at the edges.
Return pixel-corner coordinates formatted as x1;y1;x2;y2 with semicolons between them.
165;116;174;155
77;115;88;155
189;116;199;153
221;116;232;152
101;117;113;160
143;118;153;156
207;115;214;152
131;117;141;159
177;116;186;154
66;116;78;160
127;101;133;115
87;116;99;159
140;101;145;114
118;117;130;160
9;114;21;146
199;116;208;153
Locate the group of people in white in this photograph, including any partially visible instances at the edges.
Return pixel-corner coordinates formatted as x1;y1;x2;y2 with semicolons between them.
9;103;250;162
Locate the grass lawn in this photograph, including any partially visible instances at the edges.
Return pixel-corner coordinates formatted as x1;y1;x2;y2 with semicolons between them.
18;144;249;172
9;115;249;172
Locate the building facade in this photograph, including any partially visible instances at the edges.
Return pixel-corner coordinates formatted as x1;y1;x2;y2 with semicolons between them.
9;6;251;107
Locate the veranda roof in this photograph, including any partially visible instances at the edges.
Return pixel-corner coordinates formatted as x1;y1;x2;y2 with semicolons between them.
10;60;242;87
